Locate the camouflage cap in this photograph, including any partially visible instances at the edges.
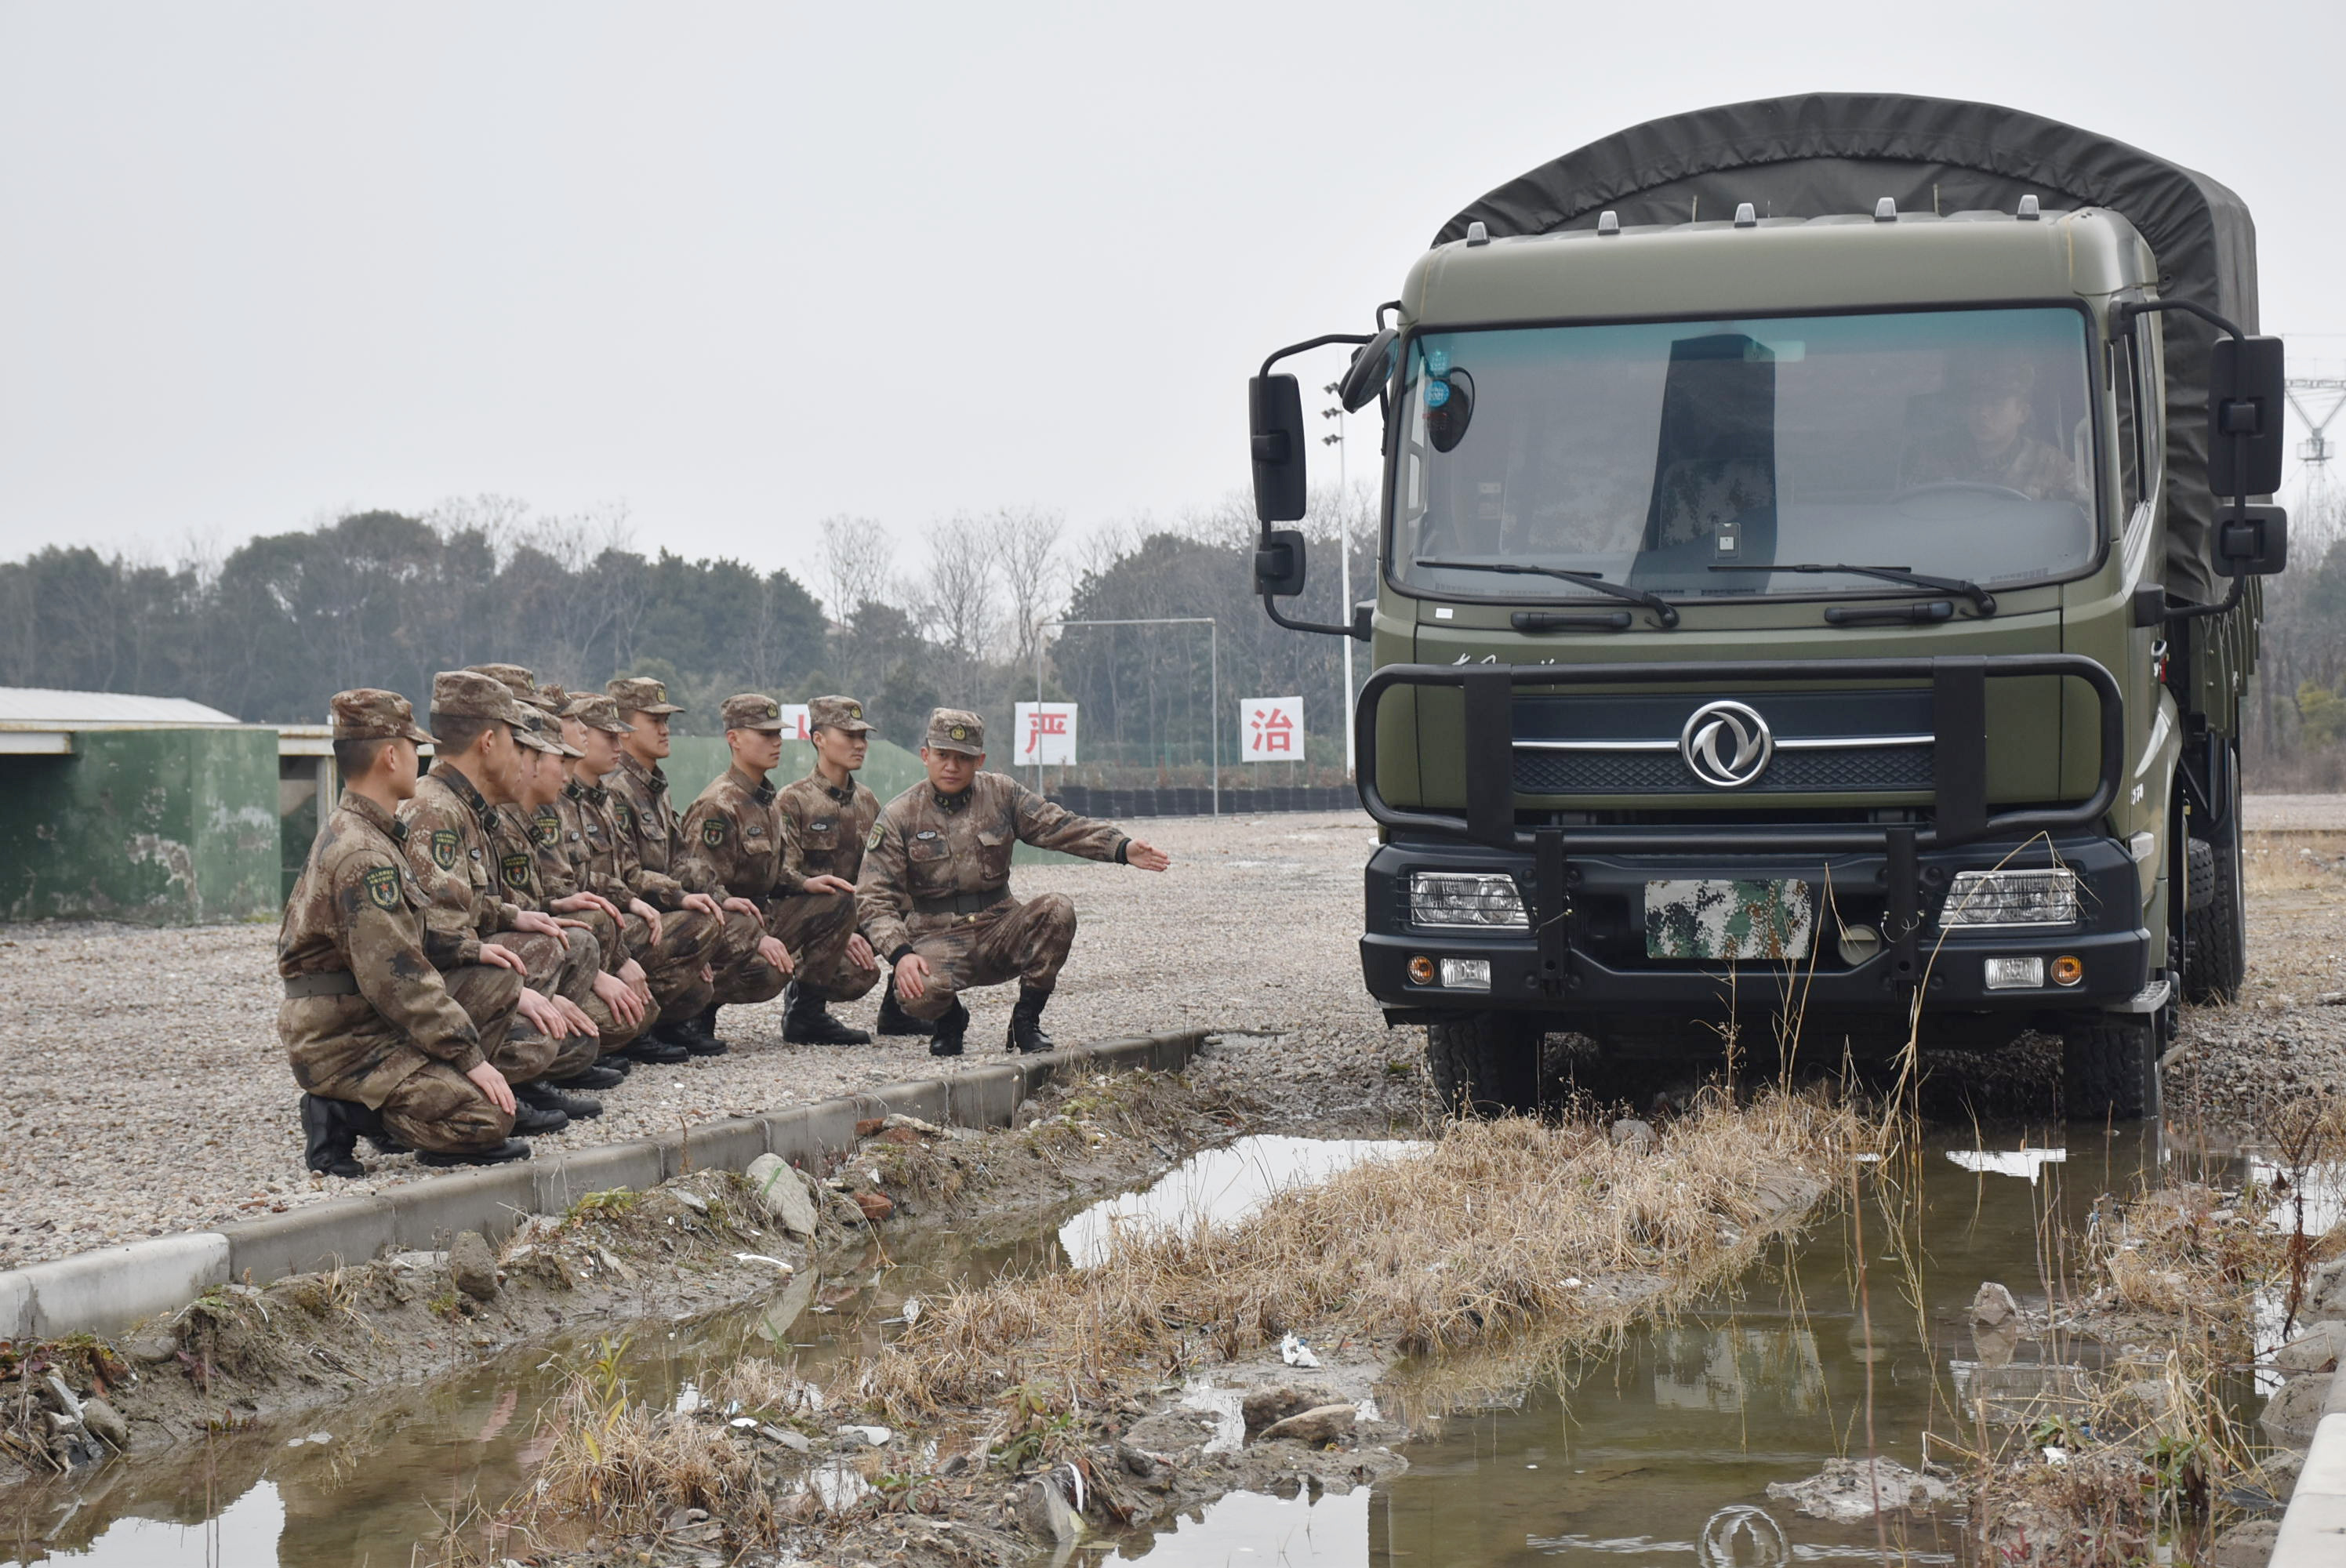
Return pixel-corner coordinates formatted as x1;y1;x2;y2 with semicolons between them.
808;694;872;734
329;688;434;746
924;707;985;756
565;694;635;735
525;712;580;758
467;662;536;700
432;670;534;729
530;682;572;716
721;693;786;733
607;675;684;716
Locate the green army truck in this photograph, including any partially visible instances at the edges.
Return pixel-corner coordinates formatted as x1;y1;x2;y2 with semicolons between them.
1246;94;2290;1121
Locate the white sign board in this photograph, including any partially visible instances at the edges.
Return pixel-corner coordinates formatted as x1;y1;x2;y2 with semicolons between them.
779;703;812;740
1240;696;1304;761
1014;702;1079;766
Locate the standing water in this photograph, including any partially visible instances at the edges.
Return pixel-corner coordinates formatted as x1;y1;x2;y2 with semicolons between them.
5;1125;2197;1566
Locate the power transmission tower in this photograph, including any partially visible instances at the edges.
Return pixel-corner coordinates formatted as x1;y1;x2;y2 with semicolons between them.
2288;377;2346;466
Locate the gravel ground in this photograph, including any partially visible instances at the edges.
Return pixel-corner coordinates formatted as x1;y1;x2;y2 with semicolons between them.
10;798;2344;1272
0;811;1406;1270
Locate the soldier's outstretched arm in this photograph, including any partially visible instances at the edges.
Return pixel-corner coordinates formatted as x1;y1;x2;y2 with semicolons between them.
336;855;487;1074
1009;779;1170;869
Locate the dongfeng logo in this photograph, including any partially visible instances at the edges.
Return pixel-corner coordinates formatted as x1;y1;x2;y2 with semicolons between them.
1680;700;1773;789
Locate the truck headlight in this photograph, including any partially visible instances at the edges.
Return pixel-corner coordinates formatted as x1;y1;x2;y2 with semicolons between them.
1409;872;1529;929
1941;869;2079;927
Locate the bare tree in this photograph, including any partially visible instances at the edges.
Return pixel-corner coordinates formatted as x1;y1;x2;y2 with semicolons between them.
918;514;1004;706
988;505;1064;675
815;514;897;688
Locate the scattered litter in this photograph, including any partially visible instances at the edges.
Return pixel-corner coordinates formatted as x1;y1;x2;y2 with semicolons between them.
731;1253;794;1272
1280;1333;1321;1369
674;1385;706;1415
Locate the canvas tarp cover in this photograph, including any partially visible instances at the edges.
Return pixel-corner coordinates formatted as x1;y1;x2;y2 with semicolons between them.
1434;93;2259;601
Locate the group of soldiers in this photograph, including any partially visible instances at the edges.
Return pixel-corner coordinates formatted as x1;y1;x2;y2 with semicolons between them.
278;669;1168;1176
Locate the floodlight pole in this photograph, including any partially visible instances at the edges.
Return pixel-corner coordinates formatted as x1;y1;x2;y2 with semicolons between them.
1036;617;1218;815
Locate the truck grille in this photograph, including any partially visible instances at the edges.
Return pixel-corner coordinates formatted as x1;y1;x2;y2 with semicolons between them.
1514;743;1933;795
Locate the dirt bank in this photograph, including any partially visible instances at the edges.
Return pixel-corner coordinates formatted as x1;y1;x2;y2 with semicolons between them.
514;1087;1876;1567
0;1069;1251;1504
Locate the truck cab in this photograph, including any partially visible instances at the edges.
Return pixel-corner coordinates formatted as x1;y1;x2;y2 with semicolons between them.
1247;96;2290;1120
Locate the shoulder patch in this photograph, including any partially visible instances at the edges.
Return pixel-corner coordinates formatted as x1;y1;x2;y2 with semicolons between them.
866;823;885;850
430;828;459;870
500;852;532;891
363;865;401;911
613;800;634;831
532;809;561;848
700;816;728;848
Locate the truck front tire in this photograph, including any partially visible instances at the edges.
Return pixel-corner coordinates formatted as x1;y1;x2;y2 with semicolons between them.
1425;1014;1543;1118
2060;1015;2161;1122
2181;808;2246;1004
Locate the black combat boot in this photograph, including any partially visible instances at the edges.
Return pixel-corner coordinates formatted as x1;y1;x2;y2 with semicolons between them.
417;1138;532;1167
554;1062;626;1091
619;1031;690;1065
928;997;971;1057
300;1094;369;1179
518;1079;604;1120
673;1006;729;1057
1007;985;1055;1055
783;983;873;1046
510;1098;571;1136
874;975;927;1036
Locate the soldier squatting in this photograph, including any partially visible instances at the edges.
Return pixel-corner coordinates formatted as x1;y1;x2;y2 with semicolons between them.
280;673;1168;1177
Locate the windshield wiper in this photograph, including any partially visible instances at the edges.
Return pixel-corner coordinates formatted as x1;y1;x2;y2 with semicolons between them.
1414;559;1680;628
1709;561;1996;615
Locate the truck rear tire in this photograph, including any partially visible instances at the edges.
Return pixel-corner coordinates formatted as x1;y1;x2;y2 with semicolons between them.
2060;1015;2161;1122
1425;1014;1542;1118
2181;809;2245;1004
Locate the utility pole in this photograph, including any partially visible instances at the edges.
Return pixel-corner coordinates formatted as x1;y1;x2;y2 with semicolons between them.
1321;388;1355;779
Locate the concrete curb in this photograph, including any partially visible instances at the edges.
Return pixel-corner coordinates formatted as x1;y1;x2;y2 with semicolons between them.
0;1028;1210;1344
2271;1367;2346;1566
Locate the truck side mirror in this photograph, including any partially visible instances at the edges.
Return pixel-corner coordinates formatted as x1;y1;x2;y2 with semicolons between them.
2208;336;2286;496
1255;528;1308;597
1335;327;1398;412
1250;374;1308;524
2214;505;2288;576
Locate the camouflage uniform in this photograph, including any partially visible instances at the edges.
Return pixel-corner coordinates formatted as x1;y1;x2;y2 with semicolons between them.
400;673;590;1084
605;677;748;1051
859;710;1134;1050
770;695;885;1007
485;775;651;1058
676;694;797;1010
278;691;514;1160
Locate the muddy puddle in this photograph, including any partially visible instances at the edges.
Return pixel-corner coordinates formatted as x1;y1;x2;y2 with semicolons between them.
2;1122;2254;1566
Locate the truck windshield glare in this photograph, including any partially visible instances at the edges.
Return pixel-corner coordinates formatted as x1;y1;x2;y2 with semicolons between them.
1393;307;2097;604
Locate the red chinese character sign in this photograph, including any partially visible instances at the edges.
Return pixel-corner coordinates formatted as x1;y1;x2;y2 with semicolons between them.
1240;696;1304;761
779;704;812;741
1013;702;1078;766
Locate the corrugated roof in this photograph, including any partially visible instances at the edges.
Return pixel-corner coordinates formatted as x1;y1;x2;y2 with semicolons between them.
0;687;242;727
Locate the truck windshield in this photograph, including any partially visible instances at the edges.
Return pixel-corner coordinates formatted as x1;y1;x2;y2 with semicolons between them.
1391;307;2097;605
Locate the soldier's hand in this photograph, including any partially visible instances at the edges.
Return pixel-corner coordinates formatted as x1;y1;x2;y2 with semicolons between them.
466;1062;518;1116
552;993;597;1036
803;874;855;897
629;899;664;942
513;909;565;937
555;891;621;921
757;935;794;976
594;970;646;1029
681;892;724;918
479;942;528;974
1126;840;1172;873
517;986;570;1038
846;933;878;971
895;952;931;1002
723;895;763;920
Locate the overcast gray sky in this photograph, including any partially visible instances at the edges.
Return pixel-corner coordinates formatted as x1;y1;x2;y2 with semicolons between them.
3;0;2342;576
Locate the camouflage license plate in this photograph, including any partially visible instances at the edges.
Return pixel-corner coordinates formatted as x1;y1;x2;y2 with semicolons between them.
1643;879;1814;960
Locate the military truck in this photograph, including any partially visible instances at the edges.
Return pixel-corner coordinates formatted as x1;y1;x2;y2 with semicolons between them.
1247;94;2290;1120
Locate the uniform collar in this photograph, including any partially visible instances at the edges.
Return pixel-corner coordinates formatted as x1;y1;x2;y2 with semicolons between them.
823;780;854;804
340;790;405;840
433;764;496;826
618;752;666;793
728;764;774;804
931;786;971;813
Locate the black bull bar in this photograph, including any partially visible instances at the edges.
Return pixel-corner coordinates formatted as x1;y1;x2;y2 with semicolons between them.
1353;655;2126;1001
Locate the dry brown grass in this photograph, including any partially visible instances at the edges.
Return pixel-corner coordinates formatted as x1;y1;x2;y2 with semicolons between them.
2242;830;2346;894
858;1086;1876;1423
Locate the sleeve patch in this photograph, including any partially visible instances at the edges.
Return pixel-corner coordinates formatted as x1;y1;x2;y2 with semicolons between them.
700;817;728;848
429;828;459;870
866;823;886;850
532;810;561;848
500;852;532;891
364;865;402;910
